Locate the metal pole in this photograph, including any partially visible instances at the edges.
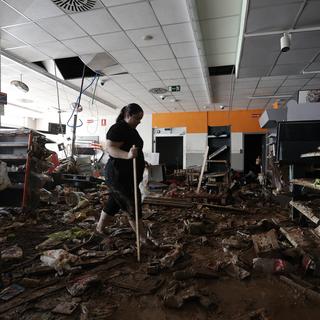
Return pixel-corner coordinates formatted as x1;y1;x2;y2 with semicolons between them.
71;114;77;158
133;146;141;262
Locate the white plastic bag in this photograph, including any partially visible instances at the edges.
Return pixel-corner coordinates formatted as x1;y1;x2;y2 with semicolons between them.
40;249;78;275
0;161;12;191
139;167;150;202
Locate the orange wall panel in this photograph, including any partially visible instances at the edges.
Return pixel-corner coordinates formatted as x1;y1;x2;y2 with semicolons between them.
208;109;266;133
152;112;207;133
152;109;266;133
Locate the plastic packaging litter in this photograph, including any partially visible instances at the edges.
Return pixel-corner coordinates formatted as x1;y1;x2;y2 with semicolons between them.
40;249;79;275
253;258;294;274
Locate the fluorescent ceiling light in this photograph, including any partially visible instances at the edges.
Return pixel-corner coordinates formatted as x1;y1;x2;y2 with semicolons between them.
248;95;292;99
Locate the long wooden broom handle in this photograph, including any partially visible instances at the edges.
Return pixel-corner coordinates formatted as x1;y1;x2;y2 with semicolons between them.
132;145;141;262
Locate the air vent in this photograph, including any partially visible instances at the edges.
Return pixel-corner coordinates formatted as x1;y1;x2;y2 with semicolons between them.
149;87;168;94
51;0;96;13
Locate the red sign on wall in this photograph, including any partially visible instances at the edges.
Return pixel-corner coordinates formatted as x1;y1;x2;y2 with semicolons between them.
101;119;107;126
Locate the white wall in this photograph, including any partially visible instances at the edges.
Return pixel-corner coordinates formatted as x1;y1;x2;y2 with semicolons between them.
137;113;152;153
231;132;244;171
186;133;207;167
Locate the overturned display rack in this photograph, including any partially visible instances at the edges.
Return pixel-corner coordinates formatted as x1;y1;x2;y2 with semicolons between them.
0;128;54;212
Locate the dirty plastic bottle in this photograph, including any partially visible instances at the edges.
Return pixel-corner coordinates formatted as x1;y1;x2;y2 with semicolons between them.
253;258;295;274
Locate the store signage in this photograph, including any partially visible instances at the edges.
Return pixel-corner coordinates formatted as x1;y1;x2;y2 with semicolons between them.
101;119;107;126
168;85;181;92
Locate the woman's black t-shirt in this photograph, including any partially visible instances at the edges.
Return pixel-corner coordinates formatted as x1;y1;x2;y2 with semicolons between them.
106;120;145;183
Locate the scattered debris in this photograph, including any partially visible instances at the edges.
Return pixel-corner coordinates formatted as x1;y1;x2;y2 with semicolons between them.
251;229;280;255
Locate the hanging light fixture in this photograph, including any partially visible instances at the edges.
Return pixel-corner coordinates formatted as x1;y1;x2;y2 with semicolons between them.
10;74;29;93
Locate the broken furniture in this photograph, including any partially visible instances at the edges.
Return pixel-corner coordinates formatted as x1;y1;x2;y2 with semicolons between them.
206;125;230;190
0;128;53;212
275;121;320;224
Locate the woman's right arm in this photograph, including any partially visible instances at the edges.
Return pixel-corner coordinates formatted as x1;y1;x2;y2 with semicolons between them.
106;140;138;160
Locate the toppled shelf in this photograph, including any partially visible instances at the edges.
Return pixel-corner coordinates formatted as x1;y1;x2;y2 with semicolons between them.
290;179;320;191
208;145;228;160
289;200;320;225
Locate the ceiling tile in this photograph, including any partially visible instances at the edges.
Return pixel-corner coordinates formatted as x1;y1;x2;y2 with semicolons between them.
150;0;189;25
37;15;86;40
149;59;179;71
238;66;270;78
182;68;203;78
291;31;320;50
70;8;121;35
163;78;187;86
5;45;49;62
101;0;142;7
281;78;310;87
276;86;300;94
186;77;205;85
122;62;153;73
111;74;136;84
93;32;133;51
62;37;104;55
141;80;165;90
287;74;314;79
140;45;174;60
246;3;301;33
108;2;158;30
270;64;307;76
34;41;75;58
110;48;145;63
254;87;277;95
305;77;320;85
133;72;160;82
277;48;320;65
4;0;64;20
197;0;242;20
0;30;25;49
207;52;236;67
200;16;240;40
204;37;238;55
250;0;304;9
177;57;201;69
258;80;284;88
171;42;198;58
296;1;320;28
126;26;167;47
157;69;184;80
0;2;29;27
163;23;194;44
120;81;146;90
4;22;56;44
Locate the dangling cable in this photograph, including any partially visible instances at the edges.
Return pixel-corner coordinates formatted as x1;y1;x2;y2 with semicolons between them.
54;63;64;136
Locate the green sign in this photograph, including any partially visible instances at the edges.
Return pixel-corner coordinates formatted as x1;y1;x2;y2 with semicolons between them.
168;85;181;92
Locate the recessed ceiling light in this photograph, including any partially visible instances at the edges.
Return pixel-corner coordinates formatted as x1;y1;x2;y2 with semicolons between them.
143;35;153;41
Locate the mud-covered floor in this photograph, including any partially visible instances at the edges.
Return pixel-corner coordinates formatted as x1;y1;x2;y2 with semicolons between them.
1;184;320;320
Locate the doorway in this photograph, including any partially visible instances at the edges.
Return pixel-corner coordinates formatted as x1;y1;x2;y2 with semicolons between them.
155;136;183;174
243;134;265;174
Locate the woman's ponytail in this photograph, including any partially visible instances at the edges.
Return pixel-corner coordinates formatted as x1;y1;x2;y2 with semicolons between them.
116;106;127;122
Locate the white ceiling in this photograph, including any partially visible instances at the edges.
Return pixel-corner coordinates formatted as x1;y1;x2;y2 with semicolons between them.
0;0;319;116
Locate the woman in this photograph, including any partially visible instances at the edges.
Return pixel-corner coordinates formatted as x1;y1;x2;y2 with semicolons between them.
96;103;146;238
